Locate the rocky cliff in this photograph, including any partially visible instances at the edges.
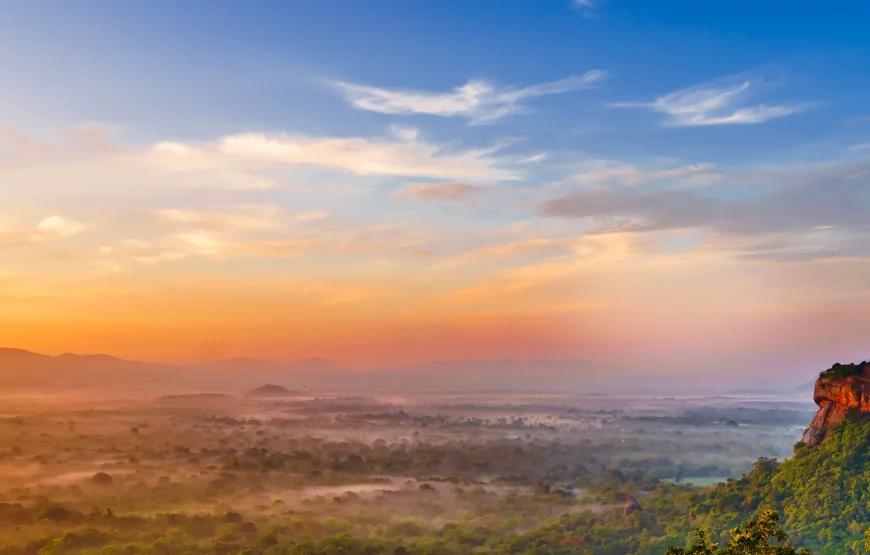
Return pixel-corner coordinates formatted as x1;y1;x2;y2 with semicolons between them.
801;361;870;444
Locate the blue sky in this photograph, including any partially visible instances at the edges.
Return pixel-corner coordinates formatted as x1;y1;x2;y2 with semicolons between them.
2;0;870;377
4;0;869;153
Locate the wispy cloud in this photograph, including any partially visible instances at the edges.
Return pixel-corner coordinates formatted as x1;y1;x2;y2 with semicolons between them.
294;210;330;223
516;153;548;164
32;216;87;240
154;205;330;232
568;160;720;187
0;215;88;246
433;237;574;270
161;130;520;181
155;204;286;231
538;157;870;260
570;0;602;17
331;71;607;125
440;234;642;307
93;212;442;267
170;230;306;259
0;127;520;201
611;78;806;127
392;182;486;203
98;239;186;266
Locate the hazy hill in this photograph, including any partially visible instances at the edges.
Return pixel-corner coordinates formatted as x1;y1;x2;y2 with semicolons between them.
195;357;281;372
0;347;635;394
193;357;334;375
247;384;301;397
0;347;179;391
0;346;813;396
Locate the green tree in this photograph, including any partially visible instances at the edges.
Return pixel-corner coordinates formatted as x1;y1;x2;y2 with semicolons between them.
666;511;811;555
37;539;66;555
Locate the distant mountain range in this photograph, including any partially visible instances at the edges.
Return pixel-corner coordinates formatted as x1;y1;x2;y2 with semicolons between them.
194;357;335;374
0;347;179;387
0;346;817;397
0;347;628;394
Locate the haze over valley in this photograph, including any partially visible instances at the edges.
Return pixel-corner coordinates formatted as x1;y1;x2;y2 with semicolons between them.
0;365;819;555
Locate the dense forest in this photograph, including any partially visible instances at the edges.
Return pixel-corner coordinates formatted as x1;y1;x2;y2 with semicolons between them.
0;389;849;555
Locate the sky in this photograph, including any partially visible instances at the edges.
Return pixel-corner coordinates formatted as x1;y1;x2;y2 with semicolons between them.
1;0;870;378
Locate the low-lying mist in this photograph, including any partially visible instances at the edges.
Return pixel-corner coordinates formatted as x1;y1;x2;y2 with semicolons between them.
0;374;815;555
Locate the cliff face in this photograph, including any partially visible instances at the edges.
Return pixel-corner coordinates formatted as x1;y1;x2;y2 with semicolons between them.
802;366;870;444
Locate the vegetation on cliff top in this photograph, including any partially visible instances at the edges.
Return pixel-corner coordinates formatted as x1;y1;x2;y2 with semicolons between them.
818;361;869;379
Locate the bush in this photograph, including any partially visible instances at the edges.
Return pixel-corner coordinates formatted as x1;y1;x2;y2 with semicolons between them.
91;472;113;486
819;361;868;379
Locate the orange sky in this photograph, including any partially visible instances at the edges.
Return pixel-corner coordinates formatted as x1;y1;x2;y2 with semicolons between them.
3;216;869;371
1;100;869;375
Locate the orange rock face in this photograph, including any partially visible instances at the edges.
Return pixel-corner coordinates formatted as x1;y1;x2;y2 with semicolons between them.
802;369;870;444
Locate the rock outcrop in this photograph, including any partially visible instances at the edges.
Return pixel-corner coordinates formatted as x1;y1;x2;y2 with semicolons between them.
622;498;642;517
802;361;870;444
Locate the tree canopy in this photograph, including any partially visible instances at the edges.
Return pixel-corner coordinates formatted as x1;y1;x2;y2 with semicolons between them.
666;511;810;555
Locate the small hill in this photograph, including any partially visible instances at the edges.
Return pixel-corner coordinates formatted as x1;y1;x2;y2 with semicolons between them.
247;384;300;397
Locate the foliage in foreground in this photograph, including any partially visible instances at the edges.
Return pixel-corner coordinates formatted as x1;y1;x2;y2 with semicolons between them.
666;511;810;555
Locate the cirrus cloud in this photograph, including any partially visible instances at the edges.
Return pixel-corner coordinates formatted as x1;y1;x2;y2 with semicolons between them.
610;77;808;127
331;71;608;125
155;130;520;182
0;126;521;201
392;182;487;203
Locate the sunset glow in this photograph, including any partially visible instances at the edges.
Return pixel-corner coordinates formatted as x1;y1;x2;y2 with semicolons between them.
2;1;870;379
